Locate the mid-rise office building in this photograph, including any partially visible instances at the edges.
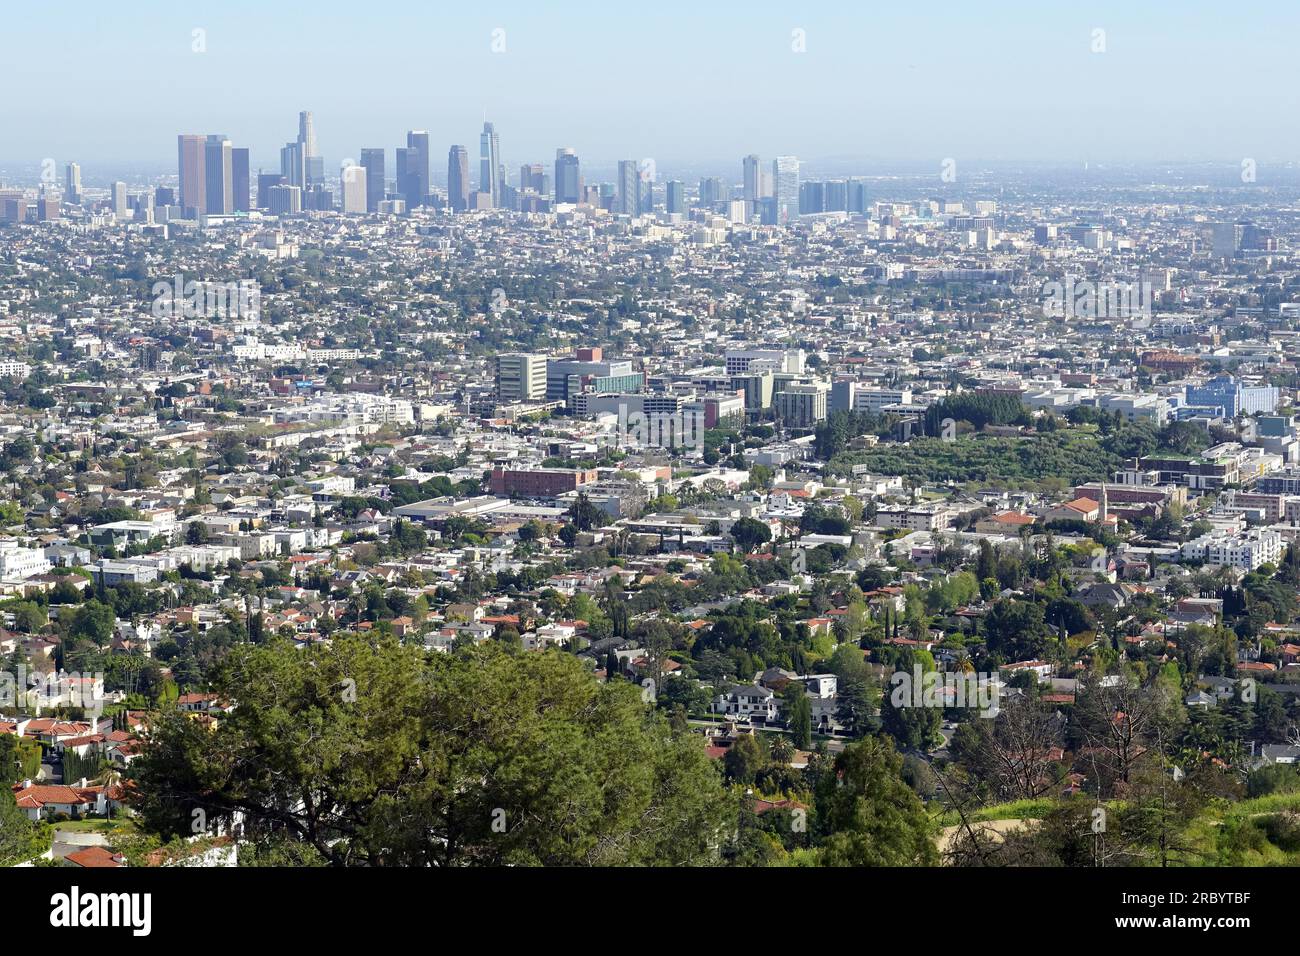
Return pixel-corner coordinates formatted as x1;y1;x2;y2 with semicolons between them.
546;347;642;403
496;352;548;402
725;348;805;376
489;467;597;498
268;184;302;215
775;381;829;427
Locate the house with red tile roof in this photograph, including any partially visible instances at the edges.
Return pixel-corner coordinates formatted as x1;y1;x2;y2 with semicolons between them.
65;846;126;868
12;782;110;821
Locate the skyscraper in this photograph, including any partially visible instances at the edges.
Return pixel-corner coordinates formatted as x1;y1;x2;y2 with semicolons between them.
519;164;545;193
257;173;286;209
65;162;81;204
742;154;760;209
203;135;233;214
360;148;385;213
555;148;580;204
666;180;685;215
340;163;367;214
232;148;250;212
281;141;305;189
617;159;639;216
698;177;724;206
111;181;128;219
298;110;323;188
268;184;301;215
447;145;470;212
479;122;500;208
1212;222;1243;259
397;131;430;208
773;155;799;224
298;110;317;158
177;134;206;217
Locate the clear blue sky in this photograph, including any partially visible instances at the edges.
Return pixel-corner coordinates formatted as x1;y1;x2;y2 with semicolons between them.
4;0;1296;172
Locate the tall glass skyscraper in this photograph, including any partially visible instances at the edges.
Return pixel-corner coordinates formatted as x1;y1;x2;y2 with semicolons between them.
398;131;430;207
65;162;81;203
232;147;250;213
666;180;685;215
203;134;233;215
743;154;760;206
448;145;470;212
281;141;305;189
177;134;206;217
298;111;323;188
773;155;799;224
617;159;639;216
479;122;500;208
554;148;580;204
360;148;385;213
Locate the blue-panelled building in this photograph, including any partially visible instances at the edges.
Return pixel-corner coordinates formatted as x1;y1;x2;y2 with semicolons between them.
1185;375;1278;417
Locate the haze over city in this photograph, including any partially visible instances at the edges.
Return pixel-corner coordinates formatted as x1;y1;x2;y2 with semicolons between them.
5;0;1299;169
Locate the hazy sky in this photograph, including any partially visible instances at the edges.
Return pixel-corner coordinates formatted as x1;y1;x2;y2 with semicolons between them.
5;0;1297;174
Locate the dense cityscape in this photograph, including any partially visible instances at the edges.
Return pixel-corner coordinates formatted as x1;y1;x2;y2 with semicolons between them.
1;20;1299;913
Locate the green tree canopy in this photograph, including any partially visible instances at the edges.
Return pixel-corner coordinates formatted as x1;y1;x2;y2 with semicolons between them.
132;637;730;866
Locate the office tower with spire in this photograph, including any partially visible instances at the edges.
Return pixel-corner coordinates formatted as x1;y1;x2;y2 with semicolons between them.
177;134;206;217
360;148;385;212
298;110;323;188
479;122;500;208
397;130;430;207
64;162;81;203
773;155;799;224
554;148;580;204
447;145;470;212
203;134;233;214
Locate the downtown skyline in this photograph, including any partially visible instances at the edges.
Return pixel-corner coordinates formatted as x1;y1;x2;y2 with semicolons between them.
3;0;1300;168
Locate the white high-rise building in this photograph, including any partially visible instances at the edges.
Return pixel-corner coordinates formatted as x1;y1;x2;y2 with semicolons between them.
340;164;367;214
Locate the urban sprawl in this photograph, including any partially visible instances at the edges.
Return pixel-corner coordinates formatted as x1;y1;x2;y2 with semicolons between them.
3;113;1300;868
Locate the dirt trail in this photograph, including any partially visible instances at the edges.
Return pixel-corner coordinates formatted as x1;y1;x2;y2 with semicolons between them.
937;818;1034;855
